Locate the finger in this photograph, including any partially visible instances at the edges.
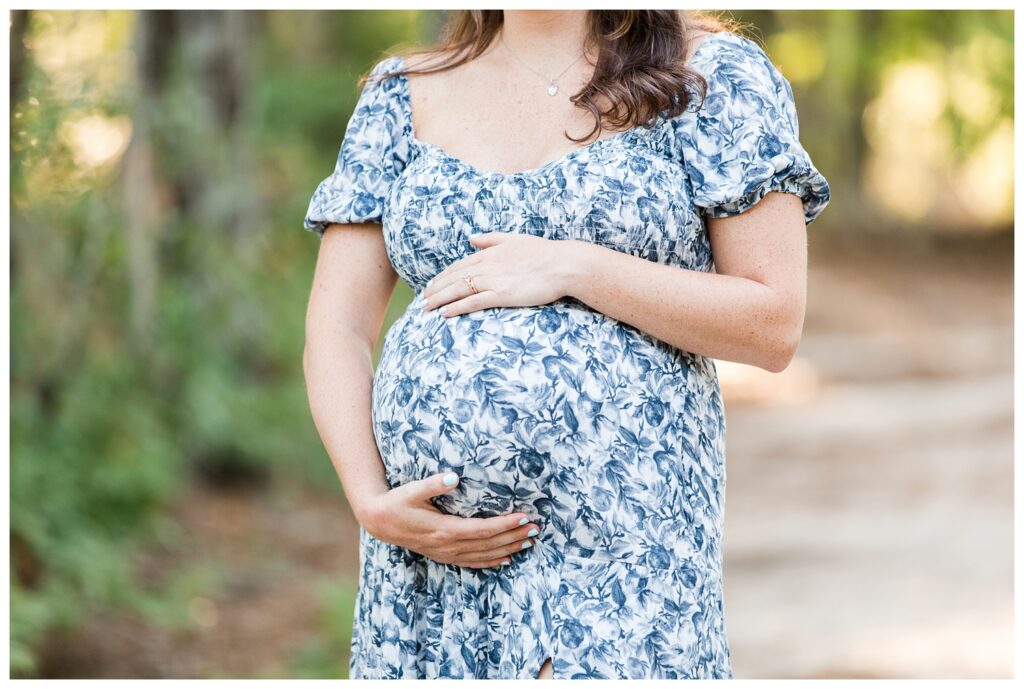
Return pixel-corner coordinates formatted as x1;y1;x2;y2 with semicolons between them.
422;253;484;299
434;511;534;541
467;231;507;248
422;276;455;309
423;278;473;312
437;290;498;318
449;522;540;555
456;536;536;563
402;471;461;503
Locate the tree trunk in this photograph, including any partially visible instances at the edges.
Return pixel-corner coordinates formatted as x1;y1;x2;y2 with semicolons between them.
176;10;261;242
9;9;29;114
123;10;180;350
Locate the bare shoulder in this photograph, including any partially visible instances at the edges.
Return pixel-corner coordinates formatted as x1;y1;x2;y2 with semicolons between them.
401;47;460;74
400;48;466;129
399;49;457;98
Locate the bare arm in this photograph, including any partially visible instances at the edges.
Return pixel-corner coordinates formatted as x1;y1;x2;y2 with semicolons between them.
562;191;807;372
423;190;806;372
302;223;542;568
423;191;808;373
303;222;397;523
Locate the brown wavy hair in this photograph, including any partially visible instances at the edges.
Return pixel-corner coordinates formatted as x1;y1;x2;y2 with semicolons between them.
365;10;747;145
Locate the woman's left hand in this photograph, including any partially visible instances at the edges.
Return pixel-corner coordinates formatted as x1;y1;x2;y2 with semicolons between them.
422;232;582;317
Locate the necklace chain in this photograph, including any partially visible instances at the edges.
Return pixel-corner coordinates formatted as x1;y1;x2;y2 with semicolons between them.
499;28;586;96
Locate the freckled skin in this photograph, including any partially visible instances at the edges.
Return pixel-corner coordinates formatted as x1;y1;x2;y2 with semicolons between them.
304;13;827;677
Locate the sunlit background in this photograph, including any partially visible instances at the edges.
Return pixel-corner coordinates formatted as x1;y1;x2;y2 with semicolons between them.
9;9;1013;679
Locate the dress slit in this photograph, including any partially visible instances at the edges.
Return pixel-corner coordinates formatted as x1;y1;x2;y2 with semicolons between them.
536;656;554;679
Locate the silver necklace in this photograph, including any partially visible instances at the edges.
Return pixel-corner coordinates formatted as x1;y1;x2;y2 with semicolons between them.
499;28;586;97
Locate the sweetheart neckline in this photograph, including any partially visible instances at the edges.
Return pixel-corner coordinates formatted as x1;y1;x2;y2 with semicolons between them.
394;32;724;181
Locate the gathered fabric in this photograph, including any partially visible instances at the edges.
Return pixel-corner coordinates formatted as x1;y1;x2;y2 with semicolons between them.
303;31;829;679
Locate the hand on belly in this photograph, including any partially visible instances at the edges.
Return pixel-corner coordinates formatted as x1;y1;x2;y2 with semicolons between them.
359;470;542;569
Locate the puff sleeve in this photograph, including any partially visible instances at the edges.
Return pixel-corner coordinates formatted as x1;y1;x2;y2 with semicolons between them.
303;55;410;237
681;34;830;225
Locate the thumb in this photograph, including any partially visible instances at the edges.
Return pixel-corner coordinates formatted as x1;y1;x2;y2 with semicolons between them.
468;231;505;247
407;470;461;502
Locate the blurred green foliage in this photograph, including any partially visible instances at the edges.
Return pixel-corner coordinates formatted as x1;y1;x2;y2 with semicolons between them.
287;580;359;678
8;8;1013;678
9;9;425;676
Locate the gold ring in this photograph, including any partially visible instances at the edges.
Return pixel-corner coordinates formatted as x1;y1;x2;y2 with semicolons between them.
463;273;479;294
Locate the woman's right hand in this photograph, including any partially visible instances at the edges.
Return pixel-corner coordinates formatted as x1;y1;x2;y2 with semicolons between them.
355;472;541;569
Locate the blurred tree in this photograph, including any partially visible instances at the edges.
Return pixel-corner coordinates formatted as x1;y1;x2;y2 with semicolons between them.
123;10;176;348
7;8;1013;678
10;10;30;115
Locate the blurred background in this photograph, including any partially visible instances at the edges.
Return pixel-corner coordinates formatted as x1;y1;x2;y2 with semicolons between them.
8;9;1013;679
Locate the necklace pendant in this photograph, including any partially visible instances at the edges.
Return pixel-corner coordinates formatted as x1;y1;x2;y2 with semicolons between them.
547;81;558;96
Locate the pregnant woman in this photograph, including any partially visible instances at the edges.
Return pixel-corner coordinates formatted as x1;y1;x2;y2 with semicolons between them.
302;9;829;680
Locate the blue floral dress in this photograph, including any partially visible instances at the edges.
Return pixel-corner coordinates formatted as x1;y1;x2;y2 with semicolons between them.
303;31;829;680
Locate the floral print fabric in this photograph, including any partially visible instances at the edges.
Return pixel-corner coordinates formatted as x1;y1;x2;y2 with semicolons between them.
303;31;829;679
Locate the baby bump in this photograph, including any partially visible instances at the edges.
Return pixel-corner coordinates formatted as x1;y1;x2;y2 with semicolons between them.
370;293;711;531
370;295;578;520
